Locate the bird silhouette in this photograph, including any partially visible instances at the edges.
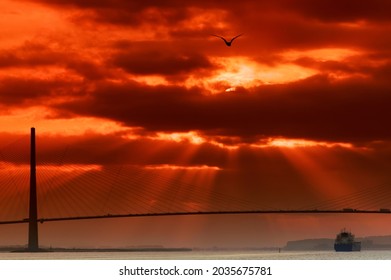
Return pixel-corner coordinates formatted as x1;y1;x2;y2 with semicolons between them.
211;34;243;46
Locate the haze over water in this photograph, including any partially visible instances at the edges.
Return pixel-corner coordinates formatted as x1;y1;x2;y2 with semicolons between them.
1;250;391;260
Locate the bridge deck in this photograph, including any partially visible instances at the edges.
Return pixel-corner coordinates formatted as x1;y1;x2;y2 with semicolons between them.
1;209;390;225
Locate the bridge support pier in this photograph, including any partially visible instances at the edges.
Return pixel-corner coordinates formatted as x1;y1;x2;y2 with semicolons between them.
27;127;39;252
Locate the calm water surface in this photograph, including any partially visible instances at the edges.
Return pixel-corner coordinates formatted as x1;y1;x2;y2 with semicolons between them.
1;250;391;260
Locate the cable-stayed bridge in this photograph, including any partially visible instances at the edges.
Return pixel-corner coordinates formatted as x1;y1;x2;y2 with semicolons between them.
1;128;391;251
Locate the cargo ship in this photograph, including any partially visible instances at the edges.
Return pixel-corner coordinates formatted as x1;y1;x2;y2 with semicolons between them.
334;229;361;252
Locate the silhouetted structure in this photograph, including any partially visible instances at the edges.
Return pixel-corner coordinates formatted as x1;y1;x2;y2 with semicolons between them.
28;127;39;252
1;128;391;251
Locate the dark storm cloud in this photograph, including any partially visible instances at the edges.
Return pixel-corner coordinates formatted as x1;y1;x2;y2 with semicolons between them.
0;43;62;68
277;0;391;22
23;0;391;56
23;0;193;26
0;78;67;106
0;42;108;81
55;74;391;143
111;48;213;76
233;10;391;55
7;0;391;145
24;0;391;31
0;51;51;68
66;59;108;80
25;0;391;22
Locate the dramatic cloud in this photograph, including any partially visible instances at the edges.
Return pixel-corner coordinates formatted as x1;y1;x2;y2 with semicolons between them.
0;77;70;106
1;0;391;247
111;48;213;76
54;74;391;143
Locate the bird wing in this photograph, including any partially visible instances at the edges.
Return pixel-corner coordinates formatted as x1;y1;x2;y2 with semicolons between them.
230;33;243;42
211;34;229;44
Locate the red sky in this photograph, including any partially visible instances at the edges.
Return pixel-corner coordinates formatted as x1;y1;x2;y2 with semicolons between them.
1;0;391;248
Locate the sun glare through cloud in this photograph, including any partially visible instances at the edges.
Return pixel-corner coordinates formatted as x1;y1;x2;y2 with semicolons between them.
1;0;391;250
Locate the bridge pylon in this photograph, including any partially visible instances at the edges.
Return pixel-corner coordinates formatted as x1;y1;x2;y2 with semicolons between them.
27;127;39;252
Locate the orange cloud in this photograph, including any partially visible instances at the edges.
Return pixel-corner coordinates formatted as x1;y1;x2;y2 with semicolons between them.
1;0;391;247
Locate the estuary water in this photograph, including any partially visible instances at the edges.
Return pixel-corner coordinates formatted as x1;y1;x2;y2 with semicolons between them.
1;250;391;260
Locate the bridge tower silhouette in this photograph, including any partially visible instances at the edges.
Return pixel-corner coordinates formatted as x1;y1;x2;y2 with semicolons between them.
1;127;390;251
27;127;39;252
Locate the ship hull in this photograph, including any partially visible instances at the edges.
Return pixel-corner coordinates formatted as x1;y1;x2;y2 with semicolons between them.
334;242;361;252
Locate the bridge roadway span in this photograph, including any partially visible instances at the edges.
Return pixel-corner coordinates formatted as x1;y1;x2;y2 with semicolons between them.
1;209;390;225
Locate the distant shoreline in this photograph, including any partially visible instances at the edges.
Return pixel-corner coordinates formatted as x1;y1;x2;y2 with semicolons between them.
1;247;192;253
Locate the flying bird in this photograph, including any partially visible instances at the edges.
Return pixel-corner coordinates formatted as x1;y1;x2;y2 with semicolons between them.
211;34;243;47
